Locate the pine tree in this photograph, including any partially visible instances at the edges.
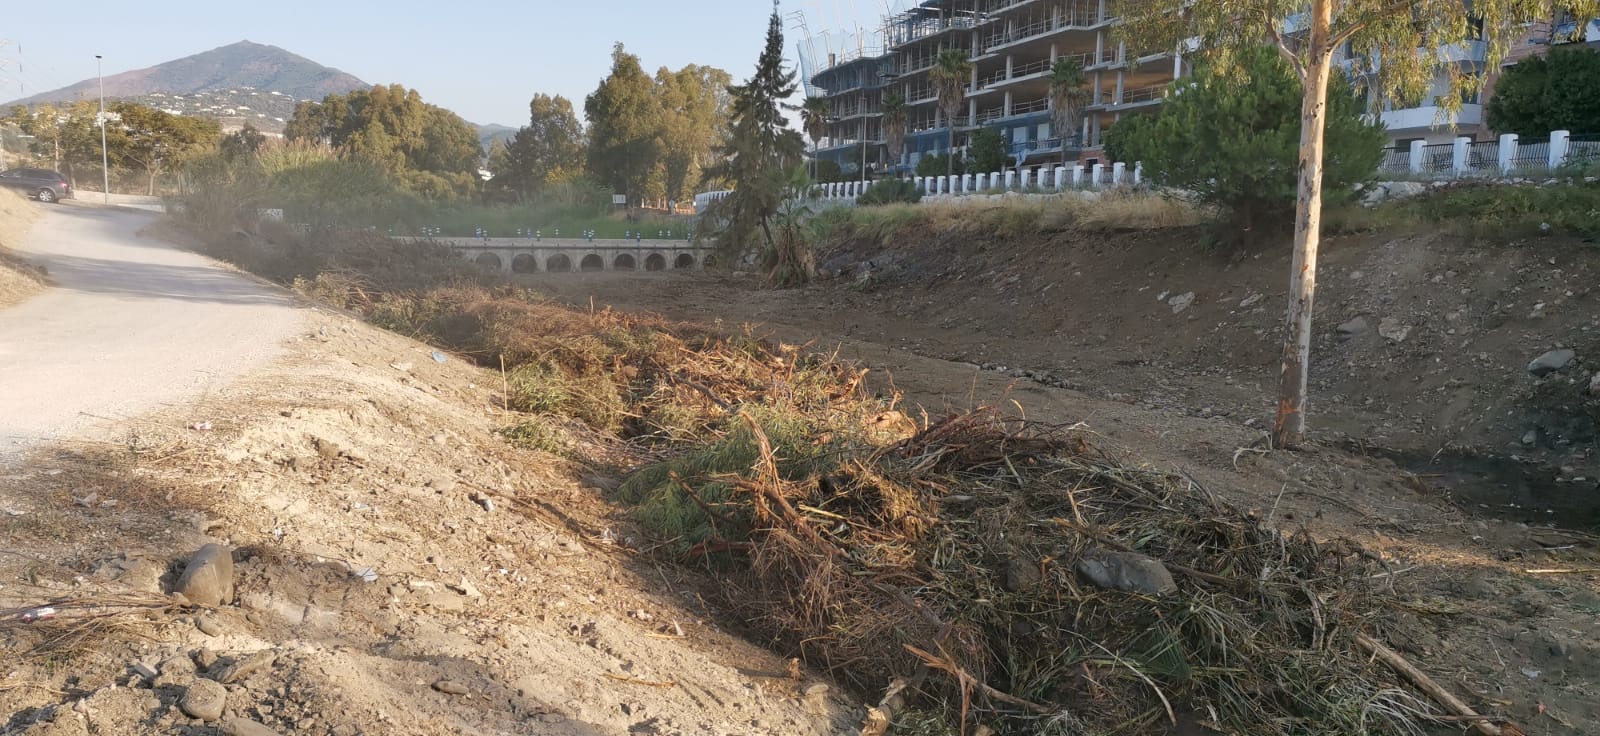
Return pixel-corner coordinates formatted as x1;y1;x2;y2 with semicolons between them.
704;2;805;258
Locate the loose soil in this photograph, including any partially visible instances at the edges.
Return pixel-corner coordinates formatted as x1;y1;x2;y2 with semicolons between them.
0;190;45;308
3;210;1598;736
0;306;858;735
522;220;1600;734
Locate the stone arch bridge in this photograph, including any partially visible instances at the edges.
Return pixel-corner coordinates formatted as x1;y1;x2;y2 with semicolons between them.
440;238;710;274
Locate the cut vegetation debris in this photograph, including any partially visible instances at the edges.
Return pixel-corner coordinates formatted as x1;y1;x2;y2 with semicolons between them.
184;219;1532;736
622;405;1496;735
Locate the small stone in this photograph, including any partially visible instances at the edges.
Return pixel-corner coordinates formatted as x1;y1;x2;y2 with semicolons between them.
180;679;228;721
221;718;281;736
1167;292;1195;314
1003;558;1042;592
216;650;276;684
1238;293;1263;308
196;615;222;637
153;654;197;688
1591;372;1600;396
1522;430;1538;446
1528;349;1576;376
174;544;234;608
432;679;468;695
132;661;159;681
1336;316;1369;336
1377;317;1411;343
1075;549;1177;596
194;648;219;671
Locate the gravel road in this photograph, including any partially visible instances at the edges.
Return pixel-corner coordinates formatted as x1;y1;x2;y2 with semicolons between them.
0;203;302;459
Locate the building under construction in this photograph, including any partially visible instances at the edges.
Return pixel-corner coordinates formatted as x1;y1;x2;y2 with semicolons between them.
796;0;1184;179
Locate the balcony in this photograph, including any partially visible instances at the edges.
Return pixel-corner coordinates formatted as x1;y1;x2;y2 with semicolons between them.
1378;103;1483;132
978;6;1102;56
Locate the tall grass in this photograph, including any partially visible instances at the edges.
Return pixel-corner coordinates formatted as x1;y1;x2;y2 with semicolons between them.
812;190;1210;246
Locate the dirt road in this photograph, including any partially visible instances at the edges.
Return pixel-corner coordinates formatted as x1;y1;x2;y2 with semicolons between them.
0;203;302;458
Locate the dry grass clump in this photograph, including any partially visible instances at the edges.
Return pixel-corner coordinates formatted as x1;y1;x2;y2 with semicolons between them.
818;191;1208;249
625;406;1440;735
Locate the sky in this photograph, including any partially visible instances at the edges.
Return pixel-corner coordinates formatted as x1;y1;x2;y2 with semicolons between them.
0;0;879;126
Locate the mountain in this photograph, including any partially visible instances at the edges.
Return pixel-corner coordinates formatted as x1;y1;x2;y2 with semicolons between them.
477;123;516;153
4;41;368;132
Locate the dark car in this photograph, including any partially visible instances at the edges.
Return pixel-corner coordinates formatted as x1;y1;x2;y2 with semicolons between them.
0;168;73;203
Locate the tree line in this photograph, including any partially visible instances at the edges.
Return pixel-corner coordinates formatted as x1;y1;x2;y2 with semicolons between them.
489;45;733;209
4;100;220;194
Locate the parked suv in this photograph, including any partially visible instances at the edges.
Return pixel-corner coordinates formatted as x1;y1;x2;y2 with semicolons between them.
0;168;73;203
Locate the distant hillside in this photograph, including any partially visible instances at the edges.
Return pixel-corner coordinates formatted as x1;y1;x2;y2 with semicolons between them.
477;123;516;153
4;41;368;132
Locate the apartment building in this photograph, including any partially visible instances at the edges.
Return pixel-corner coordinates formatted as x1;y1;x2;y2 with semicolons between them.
799;0;1186;178
1347;16;1600;147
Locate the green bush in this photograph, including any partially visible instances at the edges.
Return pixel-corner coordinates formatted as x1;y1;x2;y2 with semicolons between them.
916;152;965;177
1105;45;1384;233
1407;182;1600;240
856;178;924;206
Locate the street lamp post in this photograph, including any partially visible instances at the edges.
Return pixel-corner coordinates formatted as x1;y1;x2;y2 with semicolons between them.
96;55;108;204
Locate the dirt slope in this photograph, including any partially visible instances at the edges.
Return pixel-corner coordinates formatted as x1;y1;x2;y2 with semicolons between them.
0;189;45;308
525;259;1600;731
0;306;857;734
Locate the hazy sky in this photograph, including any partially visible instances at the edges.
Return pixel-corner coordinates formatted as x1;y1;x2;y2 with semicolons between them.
0;0;864;126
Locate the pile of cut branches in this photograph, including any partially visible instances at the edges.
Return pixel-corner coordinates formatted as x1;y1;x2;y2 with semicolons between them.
625;406;1478;735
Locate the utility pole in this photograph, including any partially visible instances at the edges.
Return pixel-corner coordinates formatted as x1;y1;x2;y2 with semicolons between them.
97;54;109;204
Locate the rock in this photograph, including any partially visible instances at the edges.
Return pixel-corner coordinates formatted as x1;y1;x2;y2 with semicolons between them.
174;544;234;608
1522;430;1538;446
1075;549;1177;596
432;679;469;695
1167;292;1195;314
194;648;219;671
222;718;281;736
1336;317;1369;336
1528;348;1576;377
131;660;159;681
1002;558;1042;592
179;679;228;721
1237;293;1263;308
216;650;276;685
196;615;222;637
153;654;197;688
1377;318;1411;343
1591;372;1600;396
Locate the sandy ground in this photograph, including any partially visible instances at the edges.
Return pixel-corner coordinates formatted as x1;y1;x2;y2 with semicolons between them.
0;220;860;735
0;203;303;458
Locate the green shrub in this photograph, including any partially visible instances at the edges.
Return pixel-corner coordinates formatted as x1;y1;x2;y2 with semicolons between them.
856;178;924;206
1407;182;1600;240
1105;45;1384;233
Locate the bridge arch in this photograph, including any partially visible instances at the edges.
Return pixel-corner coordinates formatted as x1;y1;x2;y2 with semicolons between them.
511;253;539;274
474;253;503;271
614;253;637;271
579;254;605;272
674;253;697;269
644;253;667;271
546;254;573;272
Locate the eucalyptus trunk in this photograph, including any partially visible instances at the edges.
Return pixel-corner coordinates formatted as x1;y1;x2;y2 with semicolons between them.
1273;0;1335;449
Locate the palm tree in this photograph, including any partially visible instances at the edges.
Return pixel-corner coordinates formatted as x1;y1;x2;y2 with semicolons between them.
1047;57;1089;164
880;91;907;175
800;96;831;182
929;49;973;177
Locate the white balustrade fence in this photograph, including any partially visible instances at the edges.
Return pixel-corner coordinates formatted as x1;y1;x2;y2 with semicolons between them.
1379;130;1595;180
